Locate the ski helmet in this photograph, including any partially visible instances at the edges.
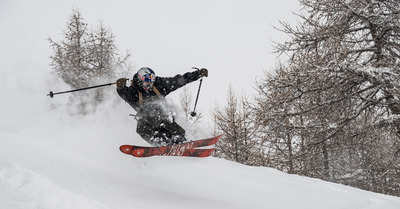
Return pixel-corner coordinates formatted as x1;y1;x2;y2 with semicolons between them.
136;67;156;91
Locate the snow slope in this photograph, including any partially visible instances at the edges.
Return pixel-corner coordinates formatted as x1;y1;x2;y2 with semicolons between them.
1;104;400;209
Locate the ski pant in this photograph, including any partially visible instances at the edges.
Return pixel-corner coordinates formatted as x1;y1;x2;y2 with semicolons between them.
136;116;186;146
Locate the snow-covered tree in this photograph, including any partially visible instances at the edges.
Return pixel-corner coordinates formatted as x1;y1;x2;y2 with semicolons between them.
256;0;400;196
49;10;131;114
213;87;262;166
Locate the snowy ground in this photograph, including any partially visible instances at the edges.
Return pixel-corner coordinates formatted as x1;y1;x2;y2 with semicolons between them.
1;99;400;209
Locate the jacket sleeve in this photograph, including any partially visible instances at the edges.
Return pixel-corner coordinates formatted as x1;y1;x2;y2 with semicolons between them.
116;85;140;110
155;70;201;96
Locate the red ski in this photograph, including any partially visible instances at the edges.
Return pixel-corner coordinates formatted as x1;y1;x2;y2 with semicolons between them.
181;148;216;157
120;135;222;157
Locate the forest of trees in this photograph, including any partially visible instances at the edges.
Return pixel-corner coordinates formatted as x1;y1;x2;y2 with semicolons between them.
213;0;400;197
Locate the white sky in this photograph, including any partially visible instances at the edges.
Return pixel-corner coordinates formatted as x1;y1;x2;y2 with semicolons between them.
0;0;300;121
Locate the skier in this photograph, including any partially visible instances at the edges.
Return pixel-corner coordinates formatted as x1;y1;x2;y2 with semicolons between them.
116;67;208;146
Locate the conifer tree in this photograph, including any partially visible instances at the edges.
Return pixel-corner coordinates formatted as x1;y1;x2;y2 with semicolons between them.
49;10;130;114
213;88;262;166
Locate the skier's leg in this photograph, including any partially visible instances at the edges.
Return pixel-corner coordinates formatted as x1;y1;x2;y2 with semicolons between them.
162;120;186;144
137;116;187;146
136;119;167;146
136;120;154;143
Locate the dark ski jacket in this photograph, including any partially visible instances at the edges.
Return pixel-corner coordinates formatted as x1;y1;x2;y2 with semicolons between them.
117;70;201;119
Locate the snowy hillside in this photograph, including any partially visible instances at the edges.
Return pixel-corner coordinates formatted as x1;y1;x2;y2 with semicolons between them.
1;104;400;209
1;133;400;209
2;0;400;208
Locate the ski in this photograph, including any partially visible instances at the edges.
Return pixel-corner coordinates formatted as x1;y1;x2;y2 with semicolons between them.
181;148;215;157
127;147;216;158
120;135;222;157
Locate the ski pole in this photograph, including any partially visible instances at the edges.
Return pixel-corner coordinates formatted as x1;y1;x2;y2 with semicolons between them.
47;81;121;98
191;76;203;117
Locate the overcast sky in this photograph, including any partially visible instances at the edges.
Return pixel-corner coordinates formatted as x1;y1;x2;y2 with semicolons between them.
0;0;300;120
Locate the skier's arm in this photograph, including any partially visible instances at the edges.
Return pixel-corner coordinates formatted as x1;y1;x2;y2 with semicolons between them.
156;68;207;95
116;78;129;99
116;78;140;110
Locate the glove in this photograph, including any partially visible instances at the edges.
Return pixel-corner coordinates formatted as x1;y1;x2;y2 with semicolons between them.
199;68;208;77
116;78;127;90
